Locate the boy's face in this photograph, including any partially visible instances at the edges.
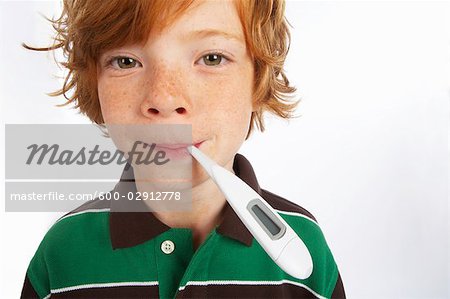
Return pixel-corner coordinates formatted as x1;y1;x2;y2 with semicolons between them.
97;0;255;175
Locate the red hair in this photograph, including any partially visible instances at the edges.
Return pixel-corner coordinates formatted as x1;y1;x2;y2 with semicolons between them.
23;0;300;139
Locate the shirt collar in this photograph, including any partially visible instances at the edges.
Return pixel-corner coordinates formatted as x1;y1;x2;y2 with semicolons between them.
109;153;260;249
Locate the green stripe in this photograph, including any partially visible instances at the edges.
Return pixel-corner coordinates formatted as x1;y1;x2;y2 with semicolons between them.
280;213;339;297
31;212;158;290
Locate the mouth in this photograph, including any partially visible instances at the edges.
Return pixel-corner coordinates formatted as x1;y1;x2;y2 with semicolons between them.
155;140;204;151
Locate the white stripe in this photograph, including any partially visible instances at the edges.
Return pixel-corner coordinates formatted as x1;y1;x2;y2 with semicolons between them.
275;209;319;225
51;281;158;294
43;294;51;299
178;279;326;299
56;208;111;223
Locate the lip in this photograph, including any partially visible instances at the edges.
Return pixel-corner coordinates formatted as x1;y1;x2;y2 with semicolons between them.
133;140;205;161
156;140;204;150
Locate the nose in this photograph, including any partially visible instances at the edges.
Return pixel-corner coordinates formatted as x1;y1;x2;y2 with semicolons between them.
140;65;190;120
144;105;187;118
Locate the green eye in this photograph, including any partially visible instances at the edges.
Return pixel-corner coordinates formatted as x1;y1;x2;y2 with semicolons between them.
202;54;222;66
116;57;138;69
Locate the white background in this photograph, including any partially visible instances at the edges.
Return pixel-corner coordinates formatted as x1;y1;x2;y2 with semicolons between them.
1;0;449;298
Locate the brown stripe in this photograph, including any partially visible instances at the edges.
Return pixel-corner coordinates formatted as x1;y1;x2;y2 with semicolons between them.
177;283;320;298
51;286;159;298
331;273;346;298
20;275;40;299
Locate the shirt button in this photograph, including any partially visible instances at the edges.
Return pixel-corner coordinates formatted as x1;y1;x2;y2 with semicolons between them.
161;240;175;254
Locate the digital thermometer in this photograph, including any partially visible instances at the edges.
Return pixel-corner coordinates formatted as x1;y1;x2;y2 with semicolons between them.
187;146;313;279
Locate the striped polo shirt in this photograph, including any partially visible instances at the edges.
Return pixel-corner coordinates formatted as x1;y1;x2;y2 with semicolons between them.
21;153;345;298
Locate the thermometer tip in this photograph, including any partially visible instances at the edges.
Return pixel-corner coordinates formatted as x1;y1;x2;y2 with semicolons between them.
186;145;194;155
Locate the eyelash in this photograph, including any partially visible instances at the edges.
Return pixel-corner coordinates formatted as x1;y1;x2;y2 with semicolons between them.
196;51;231;67
104;56;142;71
104;51;231;71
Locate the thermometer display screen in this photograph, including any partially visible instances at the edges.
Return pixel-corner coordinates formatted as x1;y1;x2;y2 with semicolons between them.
251;204;281;236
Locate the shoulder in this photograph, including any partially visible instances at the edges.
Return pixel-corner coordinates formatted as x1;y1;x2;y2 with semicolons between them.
259;188;334;255
260;188;331;254
31;198;111;263
259;188;329;249
260;188;318;223
43;198;111;249
24;198;112;298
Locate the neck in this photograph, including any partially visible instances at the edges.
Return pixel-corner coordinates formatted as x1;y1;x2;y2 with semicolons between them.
133;156;236;249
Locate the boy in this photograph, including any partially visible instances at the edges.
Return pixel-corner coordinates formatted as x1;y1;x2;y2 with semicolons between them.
21;0;345;298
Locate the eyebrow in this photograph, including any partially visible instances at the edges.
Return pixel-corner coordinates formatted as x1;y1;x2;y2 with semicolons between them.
181;29;245;43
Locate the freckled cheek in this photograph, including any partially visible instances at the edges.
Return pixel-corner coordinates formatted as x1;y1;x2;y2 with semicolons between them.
194;74;253;125
97;78;144;122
